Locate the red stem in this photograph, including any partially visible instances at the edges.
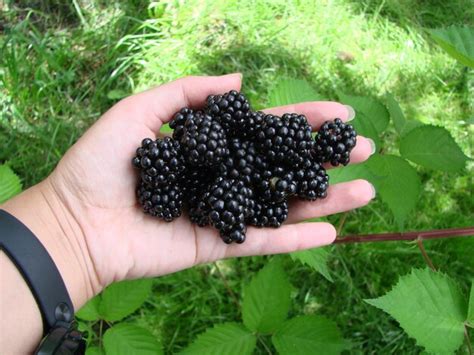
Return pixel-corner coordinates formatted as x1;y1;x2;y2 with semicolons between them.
334;227;474;244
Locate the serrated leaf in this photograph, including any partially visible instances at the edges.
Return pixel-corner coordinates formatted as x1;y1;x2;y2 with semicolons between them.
468;280;474;327
328;160;378;185
337;93;389;149
100;278;153;322
429;26;474;68
103;323;162;355
76;295;101;321
385;93;422;136
268;79;323;107
366;268;468;354
181;323;256;355
85;346;103;355
290;247;333;282
242;260;292;333
366;154;420;228
400;125;469;172
272;315;347;355
0;164;22;203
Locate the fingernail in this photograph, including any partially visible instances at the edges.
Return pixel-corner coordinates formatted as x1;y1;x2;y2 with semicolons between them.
345;105;355;121
367;138;376;155
370;183;377;199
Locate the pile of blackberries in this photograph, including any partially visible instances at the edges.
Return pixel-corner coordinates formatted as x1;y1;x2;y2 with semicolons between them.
132;91;356;244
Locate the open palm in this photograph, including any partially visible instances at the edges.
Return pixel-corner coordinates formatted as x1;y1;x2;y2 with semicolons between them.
48;74;375;288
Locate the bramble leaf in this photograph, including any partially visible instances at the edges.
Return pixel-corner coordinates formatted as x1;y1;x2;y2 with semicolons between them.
100;279;153;322
103;323;162;355
76;295;101;321
0;164;22;203
400;125;469;172
366;268;468;354
429;26;474;68
290;247;333;282
181;323;256;355
385;93;422;136
242;260;292;333
268;79;323;107
272;315;347;355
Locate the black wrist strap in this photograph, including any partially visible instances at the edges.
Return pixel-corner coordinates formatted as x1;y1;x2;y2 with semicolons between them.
0;209;85;354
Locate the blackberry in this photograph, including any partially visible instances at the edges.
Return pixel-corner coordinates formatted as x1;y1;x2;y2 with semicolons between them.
295;161;329;200
314;118;357;166
137;182;184;222
206;178;254;243
206;90;251;135
248;199;289;228
180;112;229;167
255;166;297;203
182;169;215;226
170;107;194;141
256;113;314;166
132;137;185;187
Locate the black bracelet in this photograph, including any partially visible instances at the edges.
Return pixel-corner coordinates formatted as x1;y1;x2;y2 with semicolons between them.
0;209;85;354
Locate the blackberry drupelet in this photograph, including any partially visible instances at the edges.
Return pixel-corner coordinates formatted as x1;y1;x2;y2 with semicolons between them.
314;118;357;166
256;113;314;166
206;90;251;135
295;160;329;200
248;199;289;228
206;178;254;243
132;137;185;187
180;111;229;167
170;107;195;141
137;182;184;222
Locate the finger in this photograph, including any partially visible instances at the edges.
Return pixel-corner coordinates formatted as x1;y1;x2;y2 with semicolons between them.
224;222;336;258
117;74;242;131
287;179;375;224
263;101;354;130
323;136;375;169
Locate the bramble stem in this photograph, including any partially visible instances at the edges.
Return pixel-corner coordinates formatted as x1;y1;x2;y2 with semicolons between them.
416;237;436;271
333;227;474;244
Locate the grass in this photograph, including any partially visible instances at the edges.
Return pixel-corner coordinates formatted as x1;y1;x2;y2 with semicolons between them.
1;0;473;354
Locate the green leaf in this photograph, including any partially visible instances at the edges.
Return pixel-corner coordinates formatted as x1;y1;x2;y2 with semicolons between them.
100;279;153;322
429;26;474;68
366;268;468;354
76;295;101;321
181;323;257;355
367;154;420;228
85;346;103;355
272;315;347;355
107;89;129;100
400;125;469;172
468;280;474;327
0;164;22;203
103;323;162;355
268;79;323;107
328;160;378;185
385;93;422;136
242;260;292;333
337;93;389;149
290;247;333;282
160;123;172;133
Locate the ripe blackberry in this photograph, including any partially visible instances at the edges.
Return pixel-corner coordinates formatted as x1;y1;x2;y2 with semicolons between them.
206;178;254;243
132;137;185;187
180;112;229;167
255;166;297;203
137;182;184;222
170;107;195;141
314;118;357;166
295;161;329;200
206;90;251;135
248;200;289;228
182;169;215;226
256;113;314;166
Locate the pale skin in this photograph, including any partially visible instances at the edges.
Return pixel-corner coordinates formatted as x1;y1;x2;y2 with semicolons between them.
0;74;375;353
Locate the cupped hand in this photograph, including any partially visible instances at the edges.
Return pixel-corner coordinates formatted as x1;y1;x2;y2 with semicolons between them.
48;74;375;293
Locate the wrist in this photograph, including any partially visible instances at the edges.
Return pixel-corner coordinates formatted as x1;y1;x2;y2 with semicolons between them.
1;179;101;310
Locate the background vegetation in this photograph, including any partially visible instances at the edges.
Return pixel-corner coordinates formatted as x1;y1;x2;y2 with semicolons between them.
1;0;472;353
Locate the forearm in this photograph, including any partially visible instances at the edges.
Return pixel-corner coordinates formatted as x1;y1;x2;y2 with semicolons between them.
0;180;98;353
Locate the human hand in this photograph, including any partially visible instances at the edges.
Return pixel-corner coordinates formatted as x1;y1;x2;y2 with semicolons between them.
4;74;375;309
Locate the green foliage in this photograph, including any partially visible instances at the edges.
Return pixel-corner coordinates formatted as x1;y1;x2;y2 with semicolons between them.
366;268;469;354
272;315;347;355
400;125;469;172
267;79;323;107
468;280;474;327
103;323;162;355
0;164;22;203
385;93;422;137
242;259;292;333
290;247;333;282
181;323;256;355
429;26;474;68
